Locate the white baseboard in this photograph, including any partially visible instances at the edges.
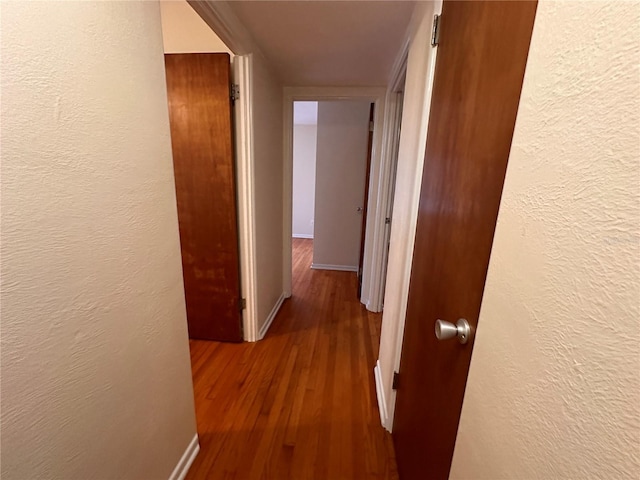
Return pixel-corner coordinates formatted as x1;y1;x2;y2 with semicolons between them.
292;234;314;239
374;360;391;432
168;434;200;480
258;293;286;340
311;263;358;272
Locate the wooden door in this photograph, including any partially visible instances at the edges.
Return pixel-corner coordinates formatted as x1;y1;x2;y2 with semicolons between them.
164;53;243;343
357;103;375;298
392;1;537;478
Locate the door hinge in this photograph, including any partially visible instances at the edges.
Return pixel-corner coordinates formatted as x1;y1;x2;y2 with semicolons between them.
240;297;246;311
231;84;240;103
385;217;391;225
431;14;441;47
369;120;375;132
392;371;400;390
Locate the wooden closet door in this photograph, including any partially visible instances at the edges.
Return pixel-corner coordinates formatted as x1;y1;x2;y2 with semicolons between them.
164;53;243;342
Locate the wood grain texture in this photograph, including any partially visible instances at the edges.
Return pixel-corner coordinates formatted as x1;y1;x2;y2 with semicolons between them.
186;239;398;479
164;53;243;342
392;1;538;479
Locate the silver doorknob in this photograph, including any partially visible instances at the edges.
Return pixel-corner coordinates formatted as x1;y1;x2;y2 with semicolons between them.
435;318;471;344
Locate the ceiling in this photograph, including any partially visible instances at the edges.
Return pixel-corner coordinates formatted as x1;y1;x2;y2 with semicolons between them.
224;1;416;87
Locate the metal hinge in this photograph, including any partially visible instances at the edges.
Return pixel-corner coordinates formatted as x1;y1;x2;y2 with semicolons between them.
385;217;391;225
431;14;441;47
231;84;240;103
369;120;375;132
240;297;246;311
392;371;400;390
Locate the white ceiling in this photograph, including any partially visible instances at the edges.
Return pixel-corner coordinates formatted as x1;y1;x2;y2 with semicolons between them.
224;1;415;87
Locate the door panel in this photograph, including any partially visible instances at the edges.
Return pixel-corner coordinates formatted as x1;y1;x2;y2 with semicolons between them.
313;101;370;269
358;103;375;298
164;53;243;342
392;1;537;478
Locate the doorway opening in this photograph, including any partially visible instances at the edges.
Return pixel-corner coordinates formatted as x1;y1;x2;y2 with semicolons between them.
160;1;246;343
284;90;385;310
291;101;318;281
291;100;374;297
378;73;407;309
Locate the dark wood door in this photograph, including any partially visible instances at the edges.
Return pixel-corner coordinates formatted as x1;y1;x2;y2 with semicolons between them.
358;103;375;298
392;1;537;478
164;53;243;342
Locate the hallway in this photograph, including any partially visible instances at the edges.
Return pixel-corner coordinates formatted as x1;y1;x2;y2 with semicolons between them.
186;239;398;479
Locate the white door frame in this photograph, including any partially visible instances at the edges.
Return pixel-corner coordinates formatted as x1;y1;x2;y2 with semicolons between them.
281;45;410;309
282;87;386;300
364;39;410;313
232;55;260;341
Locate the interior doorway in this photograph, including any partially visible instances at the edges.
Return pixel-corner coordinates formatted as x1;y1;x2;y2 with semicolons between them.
291;102;318;243
291;99;374;293
160;0;265;343
160;3;245;343
378;77;407;309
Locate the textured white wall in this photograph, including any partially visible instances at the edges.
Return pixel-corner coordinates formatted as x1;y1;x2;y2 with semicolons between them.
160;0;233;55
0;2;197;479
376;0;441;430
292;124;318;238
313;101;371;270
252;54;285;332
450;1;640;478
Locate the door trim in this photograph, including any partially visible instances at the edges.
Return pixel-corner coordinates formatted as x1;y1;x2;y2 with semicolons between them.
366;36;410;313
188;1;261;56
374;360;390;428
283;87;386;301
233;54;260;342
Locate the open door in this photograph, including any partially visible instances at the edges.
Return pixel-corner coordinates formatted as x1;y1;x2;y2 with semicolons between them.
358;103;375;298
164;53;243;342
392;1;537;478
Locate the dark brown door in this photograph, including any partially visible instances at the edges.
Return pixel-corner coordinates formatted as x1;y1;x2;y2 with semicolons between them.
358;103;375;298
392;1;537;478
164;53;243;342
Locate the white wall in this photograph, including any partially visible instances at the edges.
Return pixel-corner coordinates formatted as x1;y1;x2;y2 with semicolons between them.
160;0;233;54
0;2;197;479
450;1;640;478
252;54;285;335
312;101;371;271
375;0;441;430
292;123;318;238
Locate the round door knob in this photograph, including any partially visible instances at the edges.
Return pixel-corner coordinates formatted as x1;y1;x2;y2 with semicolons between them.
435;318;471;344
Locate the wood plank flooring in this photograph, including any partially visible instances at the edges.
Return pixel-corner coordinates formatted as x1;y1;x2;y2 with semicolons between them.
186;238;398;479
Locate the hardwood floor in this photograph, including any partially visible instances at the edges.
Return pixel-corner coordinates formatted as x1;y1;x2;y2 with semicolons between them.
185;238;398;479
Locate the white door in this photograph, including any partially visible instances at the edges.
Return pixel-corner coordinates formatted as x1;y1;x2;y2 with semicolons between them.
312;101;371;272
